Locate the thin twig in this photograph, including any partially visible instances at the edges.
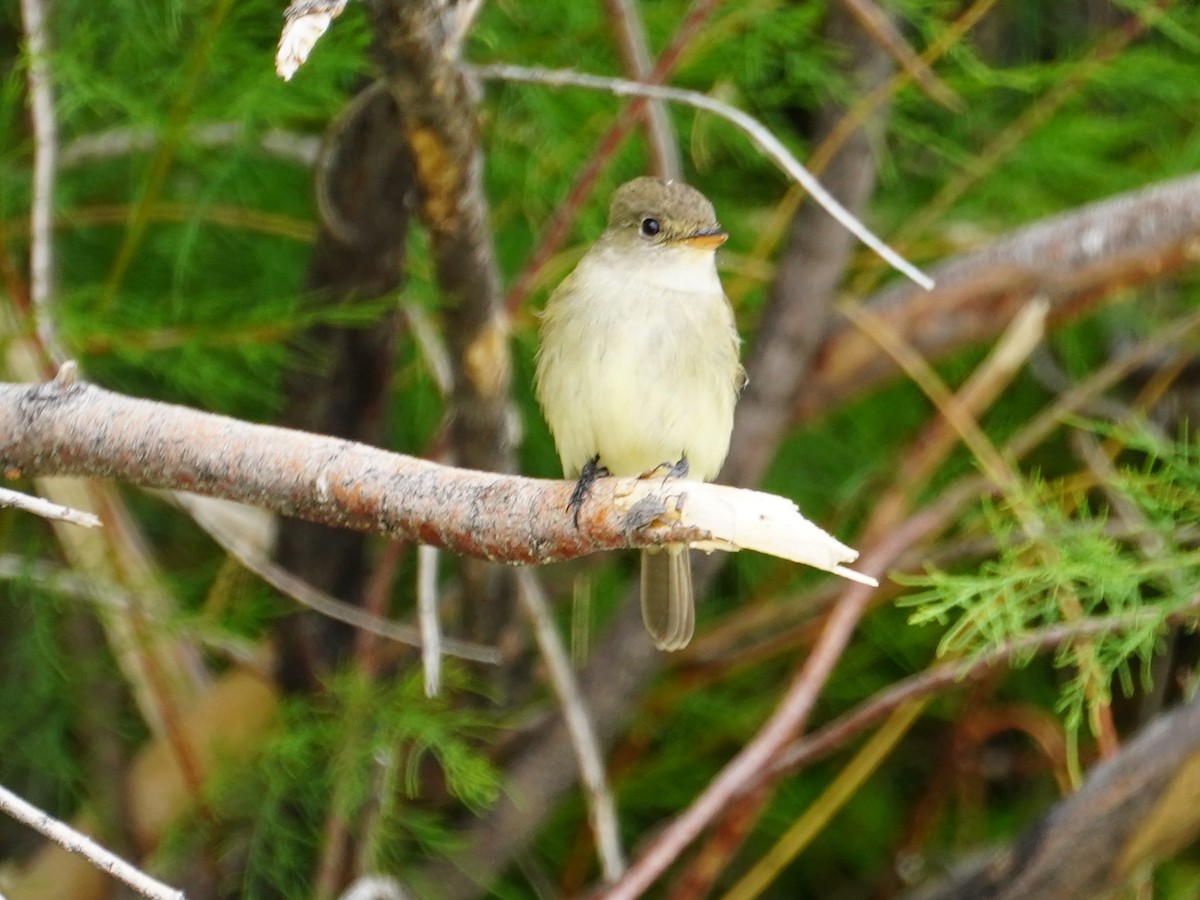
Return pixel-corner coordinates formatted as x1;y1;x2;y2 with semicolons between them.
19;0;64;362
841;299;1120;768
0;485;102;528
417;543;443;695
60;123;321;168
1008;307;1200;462
853;0;1169;294
722;700;927;900
173;493;499;664
726;0;1000;304
516;570;626;882
0;783;185;900
0;556;273;668
601;0;682;178
839;300;1025;504
498;0;724;315
277;0;349;81
601;507;946;898
861;297;1047;545
472;64;934;291
838;0;962;110
769;596;1200;778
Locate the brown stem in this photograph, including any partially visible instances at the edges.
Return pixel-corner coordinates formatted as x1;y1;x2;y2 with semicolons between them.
274;84;414;687
369;0;516;647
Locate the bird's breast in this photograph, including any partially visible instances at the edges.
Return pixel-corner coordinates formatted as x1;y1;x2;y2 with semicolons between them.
536;255;740;481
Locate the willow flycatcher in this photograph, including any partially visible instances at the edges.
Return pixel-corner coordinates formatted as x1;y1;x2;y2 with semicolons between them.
535;177;744;651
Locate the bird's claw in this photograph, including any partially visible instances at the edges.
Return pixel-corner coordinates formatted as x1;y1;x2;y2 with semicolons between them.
638;457;689;482
567;455;609;528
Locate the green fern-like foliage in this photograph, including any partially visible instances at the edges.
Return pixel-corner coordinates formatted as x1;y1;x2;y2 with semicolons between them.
4;0;1200;895
901;424;1200;771
193;667;498;896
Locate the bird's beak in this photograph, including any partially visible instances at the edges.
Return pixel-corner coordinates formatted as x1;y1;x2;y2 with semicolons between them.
680;228;728;250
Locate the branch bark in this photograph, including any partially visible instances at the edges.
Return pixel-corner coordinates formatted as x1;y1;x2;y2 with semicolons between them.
368;0;516;646
368;0;511;478
906;694;1200;900
799;173;1200;422
0;380;860;574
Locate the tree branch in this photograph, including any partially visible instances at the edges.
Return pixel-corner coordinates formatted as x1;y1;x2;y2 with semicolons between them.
0;485;101;527
0;783;185;900
19;0;64;362
906;693;1200;900
0;379;865;576
369;0;515;649
799;172;1200;421
474;64;933;291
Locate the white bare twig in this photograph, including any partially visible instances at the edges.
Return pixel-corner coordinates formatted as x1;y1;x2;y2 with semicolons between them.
404;301;453;396
516;569;625;881
61;123;320;168
0;486;101;528
611;478;877;586
337;874;410;900
174;492;499;664
19;0;65;361
276;0;349;81
471;63;934;291
0;783;185;900
417;543;443;696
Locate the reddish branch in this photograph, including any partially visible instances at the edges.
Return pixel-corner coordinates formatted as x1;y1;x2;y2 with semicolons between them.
662;6;897;892
0;380;708;562
770;597;1200;781
602;507;948;899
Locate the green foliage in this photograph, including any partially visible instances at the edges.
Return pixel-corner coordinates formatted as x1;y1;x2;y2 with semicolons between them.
901;425;1200;757
4;0;1200;895
204;668;499;895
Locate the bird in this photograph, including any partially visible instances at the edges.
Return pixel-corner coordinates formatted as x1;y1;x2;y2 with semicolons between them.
534;176;744;650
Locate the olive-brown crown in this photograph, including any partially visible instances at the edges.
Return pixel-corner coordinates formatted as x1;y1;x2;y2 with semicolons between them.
605;176;722;244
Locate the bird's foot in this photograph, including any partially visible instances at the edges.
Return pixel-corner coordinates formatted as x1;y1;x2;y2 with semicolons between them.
638;456;689;482
567;455;609;528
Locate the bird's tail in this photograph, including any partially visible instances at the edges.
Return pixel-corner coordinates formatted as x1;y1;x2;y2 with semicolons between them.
640;544;694;651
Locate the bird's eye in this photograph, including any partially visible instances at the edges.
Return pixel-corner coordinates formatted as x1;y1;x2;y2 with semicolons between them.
640;218;660;237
